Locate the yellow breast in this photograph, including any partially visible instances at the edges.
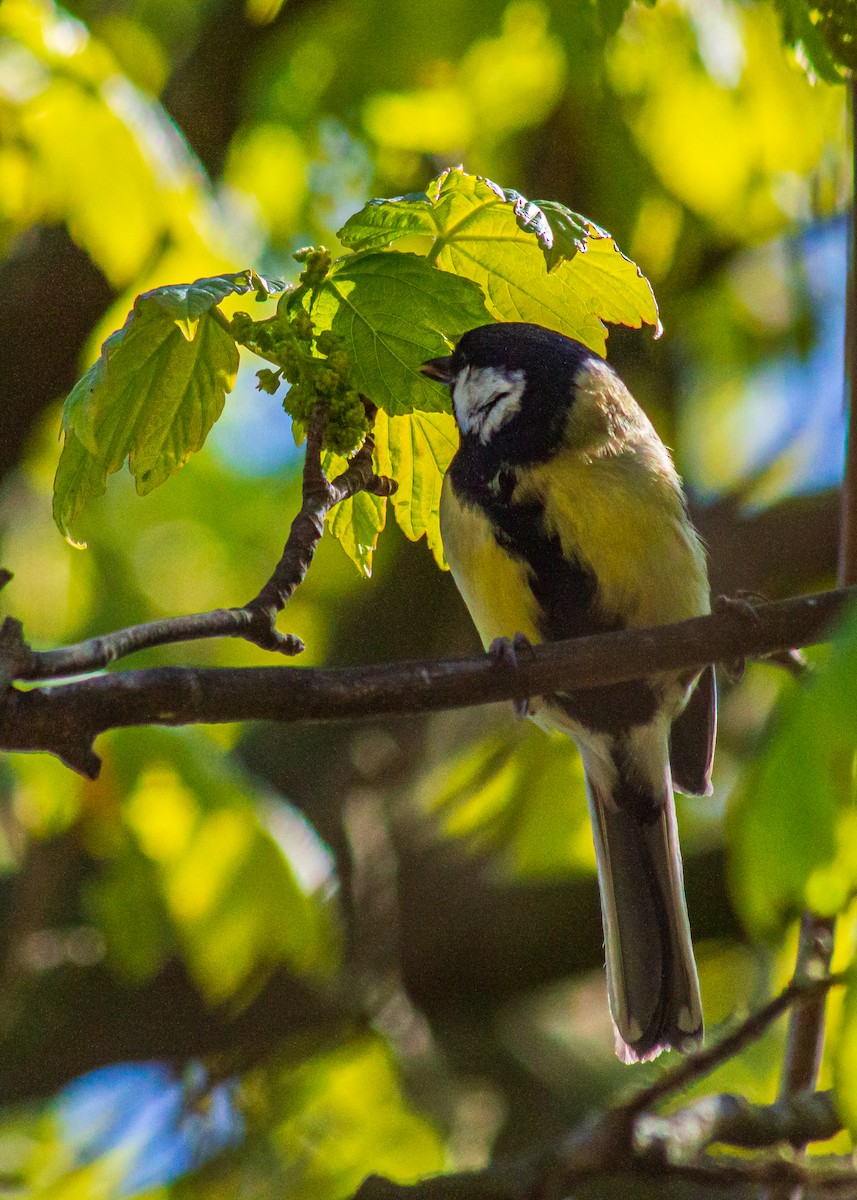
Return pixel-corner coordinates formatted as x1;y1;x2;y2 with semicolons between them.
440;476;542;649
515;450;710;630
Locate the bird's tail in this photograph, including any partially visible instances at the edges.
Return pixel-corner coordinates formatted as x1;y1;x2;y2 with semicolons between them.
584;751;703;1062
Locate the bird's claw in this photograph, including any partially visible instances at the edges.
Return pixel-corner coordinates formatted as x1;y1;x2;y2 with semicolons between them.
489;633;535;719
714;593;765;682
714;591;764;623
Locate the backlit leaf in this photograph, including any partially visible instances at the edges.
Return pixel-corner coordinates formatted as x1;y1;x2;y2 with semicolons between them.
340;169;658;353
310;250;491;415
374;409;458;567
326;489;388;577
52;274;266;540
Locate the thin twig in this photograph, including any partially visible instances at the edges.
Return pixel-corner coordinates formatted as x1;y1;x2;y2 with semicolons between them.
622;972;846;1119
3;402;396;682
346;976;850;1200
0;587;855;776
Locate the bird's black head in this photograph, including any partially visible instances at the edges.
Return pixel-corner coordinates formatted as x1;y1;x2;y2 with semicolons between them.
421;322;599;465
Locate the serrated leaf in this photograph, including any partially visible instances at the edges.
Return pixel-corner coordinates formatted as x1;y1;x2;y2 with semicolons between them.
339;169;658;354
138;270;287;338
337;193;439;251
504;191;588;272
340;175;587;272
54;279;241;540
310;251;491;416
327;491;388;576
374;409;458;566
432;171;658;352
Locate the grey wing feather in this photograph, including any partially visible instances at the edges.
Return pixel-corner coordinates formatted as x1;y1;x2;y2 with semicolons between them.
670;664;717;797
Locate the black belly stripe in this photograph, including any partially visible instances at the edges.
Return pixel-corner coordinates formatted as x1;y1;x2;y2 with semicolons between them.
448;457;660;735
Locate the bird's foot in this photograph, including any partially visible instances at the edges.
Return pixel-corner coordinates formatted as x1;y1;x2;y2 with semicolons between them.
714;592;765;682
489;632;535;719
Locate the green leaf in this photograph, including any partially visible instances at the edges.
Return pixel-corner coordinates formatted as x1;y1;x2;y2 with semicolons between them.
374;409;458;566
310;250;491;416
52;429;110;548
327;490;388;577
138;269;287;338
340;169;658;353
504;191;588;272
728;604;857;938
336;192;439;251
340;175;588;272
53;274;253;540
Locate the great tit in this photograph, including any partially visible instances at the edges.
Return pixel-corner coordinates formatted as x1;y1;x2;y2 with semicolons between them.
421;322;715;1063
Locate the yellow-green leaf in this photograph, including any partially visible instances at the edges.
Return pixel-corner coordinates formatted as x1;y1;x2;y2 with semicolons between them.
327;490;388;577
374;409;458;566
53;276;253;540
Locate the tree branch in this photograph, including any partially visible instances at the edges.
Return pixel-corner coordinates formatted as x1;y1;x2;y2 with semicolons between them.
3;400;396;683
1;586;854;776
635;1089;841;1159
349;974;848;1200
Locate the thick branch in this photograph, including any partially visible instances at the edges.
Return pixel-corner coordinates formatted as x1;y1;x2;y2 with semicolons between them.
1;586;854;776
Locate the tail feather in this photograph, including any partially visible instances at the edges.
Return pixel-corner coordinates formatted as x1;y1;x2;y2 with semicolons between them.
585;757;703;1062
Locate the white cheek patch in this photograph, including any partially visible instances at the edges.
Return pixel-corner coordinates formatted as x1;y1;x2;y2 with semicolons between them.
452;366;526;442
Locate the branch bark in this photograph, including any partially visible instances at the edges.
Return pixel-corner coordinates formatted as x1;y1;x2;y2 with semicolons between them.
0;586;854;776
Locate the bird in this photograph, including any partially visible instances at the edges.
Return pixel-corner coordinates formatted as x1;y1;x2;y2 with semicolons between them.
421;322;716;1063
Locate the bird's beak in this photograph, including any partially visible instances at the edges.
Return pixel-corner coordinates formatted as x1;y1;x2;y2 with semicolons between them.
420;355;454;384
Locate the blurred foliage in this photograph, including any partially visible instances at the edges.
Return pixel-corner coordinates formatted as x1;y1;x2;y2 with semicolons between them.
0;0;854;1196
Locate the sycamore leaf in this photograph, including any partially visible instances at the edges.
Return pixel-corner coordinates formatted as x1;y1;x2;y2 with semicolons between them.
339;169;658;353
140;270;286;338
339;176;588;273
327;491;388;577
310;251;491;416
373;410;457;567
503;191;588;271
335;192;439;251
53;274;258;541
